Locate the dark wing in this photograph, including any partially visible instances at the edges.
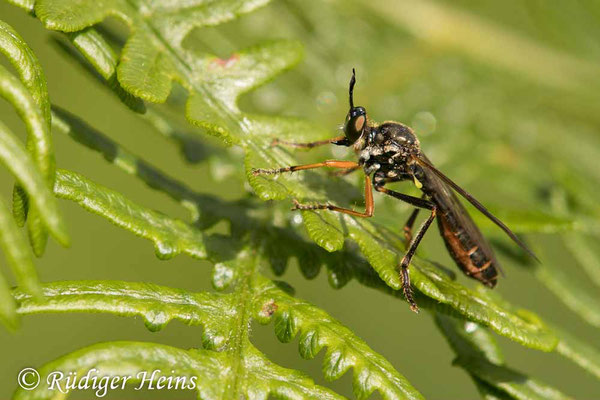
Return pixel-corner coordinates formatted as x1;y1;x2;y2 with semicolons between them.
415;155;539;262
418;156;502;283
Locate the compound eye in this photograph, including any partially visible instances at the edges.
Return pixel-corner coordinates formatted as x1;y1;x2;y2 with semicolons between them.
343;107;367;143
354;115;366;133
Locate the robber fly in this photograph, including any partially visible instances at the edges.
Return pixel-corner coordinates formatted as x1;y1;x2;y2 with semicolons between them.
252;69;536;312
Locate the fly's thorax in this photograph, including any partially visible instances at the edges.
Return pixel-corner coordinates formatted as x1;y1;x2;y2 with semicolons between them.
357;121;421;176
377;121;420;148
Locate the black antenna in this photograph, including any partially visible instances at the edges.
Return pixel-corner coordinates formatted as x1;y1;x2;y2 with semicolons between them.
349;68;356;109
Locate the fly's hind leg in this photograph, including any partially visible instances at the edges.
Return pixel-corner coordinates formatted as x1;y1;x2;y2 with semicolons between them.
403;208;420;245
374;183;436;313
402;194;428;244
399;207;437;312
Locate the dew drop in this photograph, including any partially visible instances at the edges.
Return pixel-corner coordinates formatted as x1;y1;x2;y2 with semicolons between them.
315;91;338;112
292;214;303;225
464;321;478;333
411;111;437;136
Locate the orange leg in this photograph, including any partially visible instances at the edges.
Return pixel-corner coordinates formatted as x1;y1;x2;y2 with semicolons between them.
330;165;361;177
252;161;373;218
252;160;359;175
292;175;374;218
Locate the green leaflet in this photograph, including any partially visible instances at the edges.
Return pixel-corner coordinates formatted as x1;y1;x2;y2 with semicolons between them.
473;380;515;400
474;286;600;382
553;325;600;380
301;210;345;252
0;119;57;266
0;19;68;330
13;280;233;349
0;266;17;330
563;233;600;288
5;0;34;11
0;194;41;301
454;357;573;400
0;20;50;122
470;207;576;235
54;169;206;260
434;314;504;366
363;0;600;93
0;20;58;255
63;29;146;113
413;262;557;351
532;244;600;327
254;277;424;400
53;28;214;160
34;0;298;143
11;340;343;400
37;136;418;394
240;343;344;400
0;197;19;330
435;314;573;400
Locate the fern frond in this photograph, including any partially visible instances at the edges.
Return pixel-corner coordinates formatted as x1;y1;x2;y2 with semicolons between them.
254;276;423;400
0;118;66;246
39;161;422;397
553;324;600;381
55;29;146;113
33;0;291;143
531;244;600;327
435;314;573;400
3;0;600;397
361;0;600;93
0;21;70;328
474;287;600;382
12;340;344;400
0;20;65;254
13;276;424;398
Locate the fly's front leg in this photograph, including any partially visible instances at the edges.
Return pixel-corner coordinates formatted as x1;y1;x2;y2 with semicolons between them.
293;175;374;218
330;165;360;177
252;160;372;217
374;184;436;313
271;136;350;148
252;160;359;175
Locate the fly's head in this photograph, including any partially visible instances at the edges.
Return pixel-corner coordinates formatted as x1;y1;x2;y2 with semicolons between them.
343;69;369;149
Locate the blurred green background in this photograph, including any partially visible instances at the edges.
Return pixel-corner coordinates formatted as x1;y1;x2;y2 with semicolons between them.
1;0;600;398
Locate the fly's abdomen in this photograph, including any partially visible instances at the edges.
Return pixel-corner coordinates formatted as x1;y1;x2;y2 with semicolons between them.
436;212;499;288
